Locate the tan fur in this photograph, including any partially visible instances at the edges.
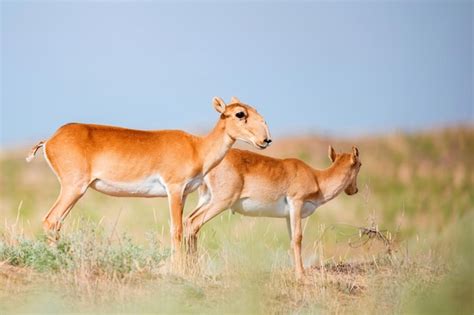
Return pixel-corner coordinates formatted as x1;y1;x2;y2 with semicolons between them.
27;97;271;251
184;146;361;278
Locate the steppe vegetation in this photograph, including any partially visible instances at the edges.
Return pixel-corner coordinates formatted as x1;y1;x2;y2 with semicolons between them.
1;127;473;314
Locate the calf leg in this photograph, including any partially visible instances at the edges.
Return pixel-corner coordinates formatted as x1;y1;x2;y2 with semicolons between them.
184;200;227;255
288;199;304;279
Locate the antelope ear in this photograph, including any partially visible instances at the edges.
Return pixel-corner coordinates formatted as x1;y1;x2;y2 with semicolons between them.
352;146;359;158
351;146;359;164
230;96;241;104
212;97;226;114
328;145;336;162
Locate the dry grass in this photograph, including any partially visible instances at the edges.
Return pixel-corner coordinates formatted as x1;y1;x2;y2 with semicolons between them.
0;220;448;314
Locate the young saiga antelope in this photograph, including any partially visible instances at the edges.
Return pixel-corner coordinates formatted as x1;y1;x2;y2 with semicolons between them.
26;96;271;252
184;146;361;277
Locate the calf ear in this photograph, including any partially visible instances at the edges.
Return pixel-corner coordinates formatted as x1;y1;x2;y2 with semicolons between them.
230;96;241;104
352;146;359;157
212;97;227;113
328;145;337;162
351;146;359;164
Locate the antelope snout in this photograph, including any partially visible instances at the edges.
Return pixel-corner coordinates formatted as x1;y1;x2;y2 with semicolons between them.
256;138;272;149
345;186;358;195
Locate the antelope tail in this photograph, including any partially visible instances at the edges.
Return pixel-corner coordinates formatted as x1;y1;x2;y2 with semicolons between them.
26;141;45;163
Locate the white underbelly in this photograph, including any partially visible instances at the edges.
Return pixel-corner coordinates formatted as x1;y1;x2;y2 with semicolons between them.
231;198;319;218
91;174;168;197
232;197;289;218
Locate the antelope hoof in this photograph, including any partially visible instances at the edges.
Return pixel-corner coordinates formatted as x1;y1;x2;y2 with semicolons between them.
45;230;60;246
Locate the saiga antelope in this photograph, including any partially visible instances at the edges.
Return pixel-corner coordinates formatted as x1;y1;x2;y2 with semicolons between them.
26;96;271;252
184;145;361;277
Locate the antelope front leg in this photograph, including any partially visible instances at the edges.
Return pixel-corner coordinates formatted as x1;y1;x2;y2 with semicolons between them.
289;199;304;279
168;189;185;257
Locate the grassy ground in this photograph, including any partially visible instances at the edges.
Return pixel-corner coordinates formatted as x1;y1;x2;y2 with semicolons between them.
1;126;473;314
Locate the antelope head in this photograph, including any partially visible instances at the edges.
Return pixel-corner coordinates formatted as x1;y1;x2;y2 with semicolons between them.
213;96;272;149
328;145;362;195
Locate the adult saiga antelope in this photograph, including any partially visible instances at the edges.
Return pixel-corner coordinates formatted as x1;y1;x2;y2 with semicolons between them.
26;96;271;251
184;145;361;277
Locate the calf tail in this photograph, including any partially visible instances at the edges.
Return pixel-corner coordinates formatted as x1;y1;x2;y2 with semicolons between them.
26;141;45;163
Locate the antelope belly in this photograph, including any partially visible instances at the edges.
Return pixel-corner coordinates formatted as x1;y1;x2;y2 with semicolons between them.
232;197;289;218
91;174;168;197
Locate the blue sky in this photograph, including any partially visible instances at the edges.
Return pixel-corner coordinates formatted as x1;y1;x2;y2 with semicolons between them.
1;1;472;146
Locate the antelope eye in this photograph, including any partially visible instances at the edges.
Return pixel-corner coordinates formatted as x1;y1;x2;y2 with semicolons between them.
235;111;245;119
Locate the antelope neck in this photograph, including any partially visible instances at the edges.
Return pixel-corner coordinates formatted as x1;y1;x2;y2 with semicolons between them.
314;160;351;203
200;118;235;175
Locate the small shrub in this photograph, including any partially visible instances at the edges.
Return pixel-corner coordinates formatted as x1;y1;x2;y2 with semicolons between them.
0;223;167;277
